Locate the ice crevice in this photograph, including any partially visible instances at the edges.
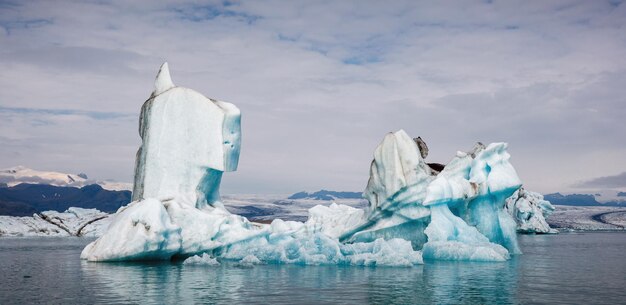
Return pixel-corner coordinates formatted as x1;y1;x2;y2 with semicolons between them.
81;63;544;265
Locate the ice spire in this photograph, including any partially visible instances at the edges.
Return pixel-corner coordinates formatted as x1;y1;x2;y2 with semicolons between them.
154;62;175;96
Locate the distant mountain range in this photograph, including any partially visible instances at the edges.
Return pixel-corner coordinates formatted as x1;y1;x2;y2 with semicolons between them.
288;190;626;207
0;166;132;191
544;193;626;207
0;166;132;216
288;190;363;200
1;166;625;217
0;183;131;216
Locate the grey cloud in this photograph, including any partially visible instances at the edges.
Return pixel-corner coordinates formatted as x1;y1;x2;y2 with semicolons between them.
0;0;625;194
0;106;135;120
0;46;147;75
573;172;626;189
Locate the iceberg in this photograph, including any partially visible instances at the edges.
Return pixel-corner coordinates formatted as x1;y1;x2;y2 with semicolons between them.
506;188;557;234
183;253;221;266
331;130;522;261
82;63;261;261
0;208;110;237
81;63;528;264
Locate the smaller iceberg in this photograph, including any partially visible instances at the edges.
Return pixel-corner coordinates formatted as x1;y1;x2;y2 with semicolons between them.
506;188;557;234
183;253;220;266
327;130;522;261
0;208;110;237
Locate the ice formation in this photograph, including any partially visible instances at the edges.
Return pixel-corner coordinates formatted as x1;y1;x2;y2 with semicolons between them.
506;188;557;234
0;208;110;237
183;253;221;266
81;63;528;264
82;63;255;261
131;62;241;207
332;130;522;261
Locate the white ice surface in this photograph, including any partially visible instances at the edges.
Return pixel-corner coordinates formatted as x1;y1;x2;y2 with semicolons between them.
0;214;66;237
305;203;364;239
506;188;557;234
132;62;240;207
183;253;220;266
422;205;509;261
547;205;626;230
81;199;182;261
237;254;262;266
0;208;110;237
217;218;423;266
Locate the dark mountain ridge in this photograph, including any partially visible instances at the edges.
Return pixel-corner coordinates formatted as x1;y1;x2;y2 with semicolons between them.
0;183;131;216
544;193;626;207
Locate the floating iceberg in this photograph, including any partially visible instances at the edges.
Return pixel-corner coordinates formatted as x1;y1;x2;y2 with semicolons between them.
331;130;521;261
82;63;530;264
82;63;259;261
0;208;110;237
183;253;220;266
506;188;557;234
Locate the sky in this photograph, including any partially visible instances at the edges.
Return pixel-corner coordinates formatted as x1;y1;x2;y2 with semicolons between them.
0;0;625;194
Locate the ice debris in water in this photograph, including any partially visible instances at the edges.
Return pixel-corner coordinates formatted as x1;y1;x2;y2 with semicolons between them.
217;219;423;266
82;63;533;264
183;253;220;266
237;255;262;266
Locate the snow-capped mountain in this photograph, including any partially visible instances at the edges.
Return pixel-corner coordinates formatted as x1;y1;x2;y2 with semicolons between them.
0;166;132;216
0;166;132;191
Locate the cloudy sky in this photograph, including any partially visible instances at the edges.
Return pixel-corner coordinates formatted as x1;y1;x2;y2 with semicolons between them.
0;0;625;194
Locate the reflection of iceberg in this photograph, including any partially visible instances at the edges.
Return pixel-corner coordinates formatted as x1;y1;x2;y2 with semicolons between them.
80;256;517;304
423;260;518;303
81;64;526;264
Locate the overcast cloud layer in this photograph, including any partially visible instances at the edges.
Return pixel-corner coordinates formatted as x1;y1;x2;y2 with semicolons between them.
0;0;625;194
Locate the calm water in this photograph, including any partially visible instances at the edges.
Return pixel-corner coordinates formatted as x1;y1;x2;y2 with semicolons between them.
1;233;625;304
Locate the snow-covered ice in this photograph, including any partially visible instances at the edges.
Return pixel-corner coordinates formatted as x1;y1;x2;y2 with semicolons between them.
81;63;539;264
215;219;424;266
547;205;626;231
237;255;262;266
0;208;110;237
183;253;220;266
131;62;240;208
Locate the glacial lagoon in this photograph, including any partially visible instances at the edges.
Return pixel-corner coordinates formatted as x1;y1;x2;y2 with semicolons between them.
1;232;625;304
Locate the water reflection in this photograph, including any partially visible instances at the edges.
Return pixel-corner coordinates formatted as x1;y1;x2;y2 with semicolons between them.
4;234;626;304
81;258;518;304
423;260;518;304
